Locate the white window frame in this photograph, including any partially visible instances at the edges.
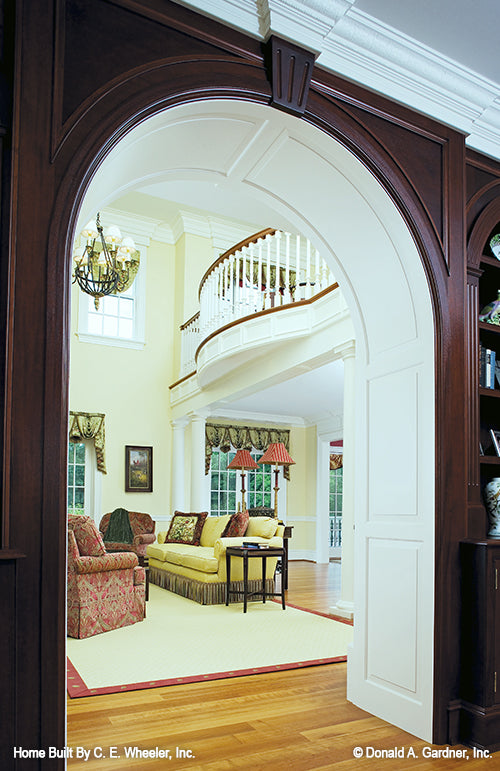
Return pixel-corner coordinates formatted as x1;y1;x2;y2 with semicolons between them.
76;247;146;350
329;464;343;558
67;440;102;521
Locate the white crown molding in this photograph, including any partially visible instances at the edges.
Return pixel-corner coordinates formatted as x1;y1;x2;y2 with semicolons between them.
172;0;500;161
102;207;175;245
171;210;212;242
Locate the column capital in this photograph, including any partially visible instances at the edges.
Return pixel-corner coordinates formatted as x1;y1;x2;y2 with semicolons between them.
189;409;210;423
339;340;356;361
171;416;190;429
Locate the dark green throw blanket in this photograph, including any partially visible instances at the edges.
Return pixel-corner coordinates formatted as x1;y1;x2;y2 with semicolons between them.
103;508;133;543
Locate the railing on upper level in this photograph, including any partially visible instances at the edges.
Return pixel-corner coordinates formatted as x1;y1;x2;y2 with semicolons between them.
180;228;336;376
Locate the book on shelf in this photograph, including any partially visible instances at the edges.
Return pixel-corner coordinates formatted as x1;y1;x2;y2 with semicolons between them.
480;345;496;389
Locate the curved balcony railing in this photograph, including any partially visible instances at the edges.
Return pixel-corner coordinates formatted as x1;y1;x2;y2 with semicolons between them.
180;228;336;376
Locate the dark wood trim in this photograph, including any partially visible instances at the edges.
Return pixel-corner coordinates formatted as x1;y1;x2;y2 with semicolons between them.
169;370;196;391
179;311;200;332
267;35;317;116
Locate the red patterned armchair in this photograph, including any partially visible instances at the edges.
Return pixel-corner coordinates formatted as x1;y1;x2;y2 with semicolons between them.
67;514;145;639
99;509;156;557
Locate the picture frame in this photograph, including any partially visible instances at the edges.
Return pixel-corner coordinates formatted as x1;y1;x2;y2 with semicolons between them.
125;445;153;492
490;429;500;457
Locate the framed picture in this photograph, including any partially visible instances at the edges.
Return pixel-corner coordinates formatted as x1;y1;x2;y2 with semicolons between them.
490;429;500;457
125;445;153;492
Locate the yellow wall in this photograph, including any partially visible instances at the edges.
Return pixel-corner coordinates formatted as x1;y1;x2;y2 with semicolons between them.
70;238;176;520
288;425;317;553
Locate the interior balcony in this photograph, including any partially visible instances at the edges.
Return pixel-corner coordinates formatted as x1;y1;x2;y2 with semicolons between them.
171;228;355;413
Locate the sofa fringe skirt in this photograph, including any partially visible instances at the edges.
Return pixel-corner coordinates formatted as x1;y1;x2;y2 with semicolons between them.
149;566;275;605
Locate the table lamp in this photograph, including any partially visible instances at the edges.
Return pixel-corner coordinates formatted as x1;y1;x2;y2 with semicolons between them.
258;442;295;517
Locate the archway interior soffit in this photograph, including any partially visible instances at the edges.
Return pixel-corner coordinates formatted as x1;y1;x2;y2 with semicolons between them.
80;100;433;365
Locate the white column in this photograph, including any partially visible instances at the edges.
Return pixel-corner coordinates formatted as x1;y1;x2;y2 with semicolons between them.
190;411;210;512
331;343;356;621
315;435;331;564
171;417;189;512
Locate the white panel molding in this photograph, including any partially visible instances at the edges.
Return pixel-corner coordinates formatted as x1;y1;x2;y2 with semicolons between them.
367;538;419;693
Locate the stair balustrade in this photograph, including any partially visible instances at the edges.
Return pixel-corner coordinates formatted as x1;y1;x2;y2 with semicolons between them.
180;229;335;376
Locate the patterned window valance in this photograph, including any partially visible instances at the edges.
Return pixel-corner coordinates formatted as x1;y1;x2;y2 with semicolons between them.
330;453;343;471
69;411;107;474
205;423;292;480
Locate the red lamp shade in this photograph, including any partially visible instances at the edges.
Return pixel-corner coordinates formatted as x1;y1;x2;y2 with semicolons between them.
227;449;259;470
258;442;295;466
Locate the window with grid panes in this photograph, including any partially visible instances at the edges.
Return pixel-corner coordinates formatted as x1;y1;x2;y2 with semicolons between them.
210;448;273;516
68;442;86;515
329;466;343;547
86;284;135;339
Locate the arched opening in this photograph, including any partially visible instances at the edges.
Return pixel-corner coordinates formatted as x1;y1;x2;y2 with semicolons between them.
67;99;435;741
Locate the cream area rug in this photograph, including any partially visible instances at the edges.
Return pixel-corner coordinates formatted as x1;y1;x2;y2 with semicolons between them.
67;585;353;698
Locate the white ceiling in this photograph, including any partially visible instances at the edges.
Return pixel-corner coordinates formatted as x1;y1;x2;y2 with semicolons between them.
215;359;345;425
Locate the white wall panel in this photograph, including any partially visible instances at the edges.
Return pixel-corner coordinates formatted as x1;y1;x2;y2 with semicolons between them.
368;368;418;518
367;539;418;692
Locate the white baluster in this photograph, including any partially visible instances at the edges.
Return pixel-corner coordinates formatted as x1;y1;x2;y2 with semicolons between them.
265;234;272;309
207;273;213;334
321;258;329;290
235;250;241;316
274;230;282;307
249;242;255;312
284;231;291;304
295;234;302;301
223;259;230;322
229;255;235;321
314;247;320;295
216;269;221;325
306;238;312;299
241;247;247;315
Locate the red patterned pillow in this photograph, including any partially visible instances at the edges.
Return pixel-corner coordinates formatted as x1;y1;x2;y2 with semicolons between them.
68;514;106;557
166;511;208;545
222;509;249;538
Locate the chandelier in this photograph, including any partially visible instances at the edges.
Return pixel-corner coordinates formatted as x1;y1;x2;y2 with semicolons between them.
72;213;140;309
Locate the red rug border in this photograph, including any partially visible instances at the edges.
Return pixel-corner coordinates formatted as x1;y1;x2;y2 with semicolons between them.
67;654;347;698
67;597;352;699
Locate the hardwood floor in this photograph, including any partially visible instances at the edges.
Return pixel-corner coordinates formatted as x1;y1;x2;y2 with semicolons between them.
66;561;491;770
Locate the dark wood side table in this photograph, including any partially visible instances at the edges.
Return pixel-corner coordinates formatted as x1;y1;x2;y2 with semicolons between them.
283;525;293;590
225;546;286;613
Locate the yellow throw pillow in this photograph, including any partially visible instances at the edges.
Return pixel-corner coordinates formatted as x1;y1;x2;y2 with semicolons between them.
157;531;168;544
200;514;231;547
245;517;278;539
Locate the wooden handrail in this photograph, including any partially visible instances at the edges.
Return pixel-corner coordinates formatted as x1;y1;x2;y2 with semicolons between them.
198;228;276;300
180;311;200;331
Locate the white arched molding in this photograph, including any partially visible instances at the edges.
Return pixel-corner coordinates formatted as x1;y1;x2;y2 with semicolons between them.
84;100;435;742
